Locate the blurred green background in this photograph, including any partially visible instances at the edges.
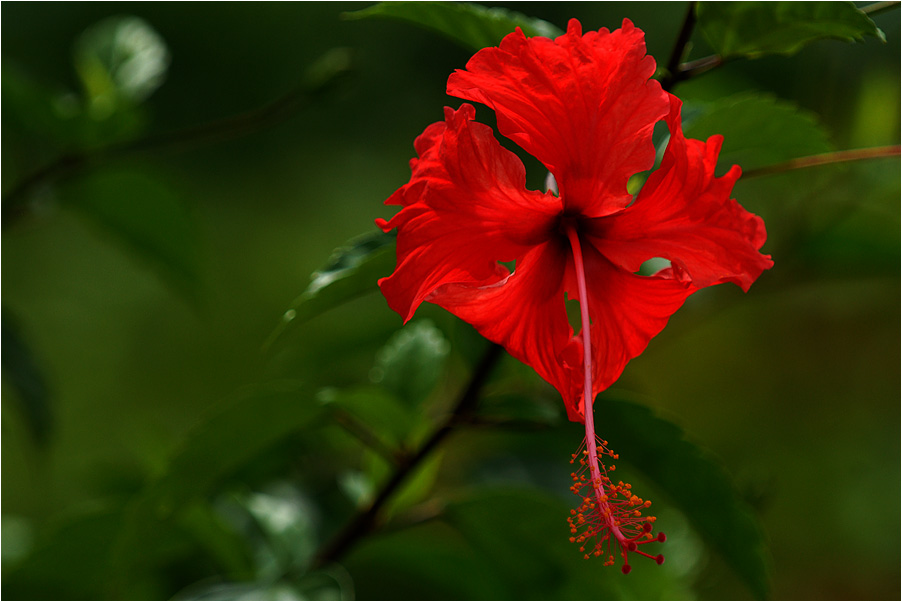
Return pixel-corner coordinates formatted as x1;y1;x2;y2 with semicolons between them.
2;2;899;600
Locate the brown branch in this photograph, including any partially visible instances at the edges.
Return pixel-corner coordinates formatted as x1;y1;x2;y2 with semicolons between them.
313;343;504;568
862;1;900;16
2;49;352;228
333;409;405;466
677;54;725;81
743;145;900;179
661;1;699;92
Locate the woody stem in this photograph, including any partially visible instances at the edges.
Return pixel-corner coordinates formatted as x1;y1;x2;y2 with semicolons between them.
312;341;503;568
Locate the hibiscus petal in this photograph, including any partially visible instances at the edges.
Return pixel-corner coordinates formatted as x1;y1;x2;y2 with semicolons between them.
447;19;669;217
378;104;560;321
588;97;774;292
562;245;697;422
428;241;578;402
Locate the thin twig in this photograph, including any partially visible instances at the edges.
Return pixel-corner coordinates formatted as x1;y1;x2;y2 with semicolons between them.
661;1;699;92
313;343;504;568
862;1;900;16
333;409;406;466
2;51;352;227
677;54;725;81
743;145;900;179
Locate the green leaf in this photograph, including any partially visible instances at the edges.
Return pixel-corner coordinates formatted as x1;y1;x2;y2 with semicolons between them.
683;93;833;172
342;521;512;599
600;395;771;599
67;15;169;144
697;1;885;59
74;16;170;112
149;384;324;513
1;308;52;444
176;572;348;602
216;482;320;577
444;489;693;599
1;62;84;148
265;230;394;349
475;391;562;427
2;507;127;600
61;168;200;296
176;501;255;579
372;320;450;407
319;386;414;447
175;581;306;601
344;1;563;52
108;385;325;594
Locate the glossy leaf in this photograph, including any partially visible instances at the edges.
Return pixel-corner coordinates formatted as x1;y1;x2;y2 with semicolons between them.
344;1;563;52
372;320;450;407
215;482;319;577
266;230;394;349
697;1;885;58
61;168;200;295
600;395;771;599
683;93;832;172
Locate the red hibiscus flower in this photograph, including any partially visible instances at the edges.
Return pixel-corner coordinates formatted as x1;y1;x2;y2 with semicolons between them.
377;19;772;572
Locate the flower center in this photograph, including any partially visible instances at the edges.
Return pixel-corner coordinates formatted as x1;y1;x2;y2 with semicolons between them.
562;221;665;573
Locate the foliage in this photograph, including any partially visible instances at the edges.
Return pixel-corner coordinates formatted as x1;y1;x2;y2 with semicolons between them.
697;1;885;58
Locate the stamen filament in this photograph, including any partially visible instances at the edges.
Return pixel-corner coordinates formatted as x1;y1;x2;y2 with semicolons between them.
563;222;664;571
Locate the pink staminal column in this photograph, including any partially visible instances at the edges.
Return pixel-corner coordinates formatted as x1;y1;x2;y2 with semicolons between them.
563;221;666;573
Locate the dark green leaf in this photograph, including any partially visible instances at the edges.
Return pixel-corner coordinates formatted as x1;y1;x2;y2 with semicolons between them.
108;385;325;594
301;47;354;92
600;395;771;599
319;386;414;447
697;1;885;58
1;308;52;444
372;320;450;407
149;384;323;512
444;489;693;599
61;168;200;296
265;230;394;349
2;507;128;600
683;93;833;172
175;569;348;601
344;1;563;52
1;62;84;148
174;581;305;601
176;501;255;580
342;521;512;599
475;391;562;427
